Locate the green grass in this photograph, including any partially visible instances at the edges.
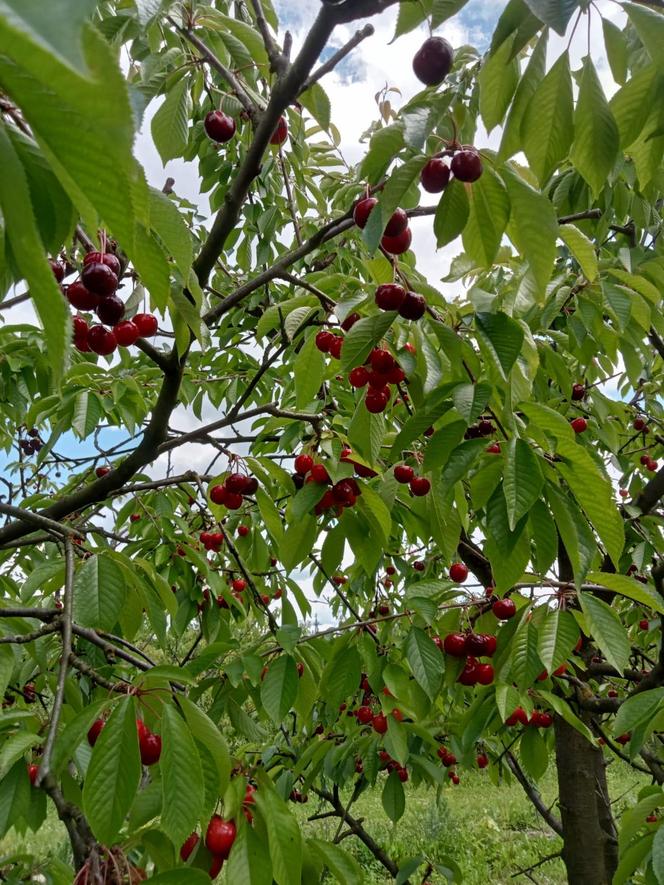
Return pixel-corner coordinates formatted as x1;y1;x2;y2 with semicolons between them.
0;760;646;882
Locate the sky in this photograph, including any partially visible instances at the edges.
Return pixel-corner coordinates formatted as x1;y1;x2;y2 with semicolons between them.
1;1;627;625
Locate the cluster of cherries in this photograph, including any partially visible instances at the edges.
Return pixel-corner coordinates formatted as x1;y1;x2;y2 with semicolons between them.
505;706;553;729
441;630;496;686
354;198;413;255
209;472;259;510
375;282;426;320
181;813;237;878
633;418;659;471
50;253;159;356
393;463;431;497
292;453;362;515
420;145;483;194
348;347;409;414
200;531;225;553
18;428;43;457
87;717;162;765
204;109;289;147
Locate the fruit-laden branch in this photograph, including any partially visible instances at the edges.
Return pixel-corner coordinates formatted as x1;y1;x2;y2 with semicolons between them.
505;751;563;837
37;538;74;786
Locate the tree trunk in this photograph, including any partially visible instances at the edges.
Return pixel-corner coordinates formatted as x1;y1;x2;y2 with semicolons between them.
554;715;616;884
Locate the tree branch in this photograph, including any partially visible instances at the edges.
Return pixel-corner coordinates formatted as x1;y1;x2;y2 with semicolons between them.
248;0;286;74
505;751;563;837
301;24;375;92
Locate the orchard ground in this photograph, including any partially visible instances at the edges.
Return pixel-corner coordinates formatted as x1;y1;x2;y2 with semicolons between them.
2;760;645;883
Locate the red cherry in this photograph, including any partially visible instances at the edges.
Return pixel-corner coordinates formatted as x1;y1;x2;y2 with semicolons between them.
409;476;431;497
506;707;528;727
398;291;426;320
294;453;314;475
381;227;412;255
81;262;118;297
570;417;587;434
204;110;236;143
451;774;460;785
349;366;370;388
476;663;494;685
328;336;343;359
459;659;479;686
404;342;416;354
95;466;110;478
616;732;631;745
372;713;388;734
113;320;139;347
477;753;488;769
96;295;124;326
73;315;88;338
133;313;158;337
87;719;105;747
367;370;391;389
492;598;516;620
443;633;467;657
370;348;396;373
375;283;406;311
486;443;501;454
633;417;647;431
27;764;39;786
538;712;553;728
394;464;414;484
483;635;497;656
49;259;65;282
270;116;289;145
356;706;373;725
180;832;199;862
413;560;425;571
139;731;162;766
210;485;227;505
386;365;406;384
310;464;330;484
84;251;121;276
571;383;586;401
449;562;468;583
88;325;117;356
67;281;99;311
451;150;483;182
647;814;658;823
225;472;249;493
205;815;237;859
639;618;649;630
465;634;488;656
421;158;450;193
315;330;335;353
384;208;408;238
413;36;454;86
365;389;389;413
232;579;247;593
646;459;658;472
341;312;361;331
353;196;378;229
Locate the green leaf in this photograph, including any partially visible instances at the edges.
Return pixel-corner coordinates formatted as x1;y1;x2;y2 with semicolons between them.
536;610;578;673
522;52;574;184
432;0;470;28
360;125;405;184
280;514;317;571
624;3;664;71
74;555;127;631
433;177;469;247
570;58;619;199
363;155;427;253
578;593;630;675
602;18;628;85
479;35;520;132
255;783;302;885
503;438;544;529
160;704;204;847
475;312;524;378
653;824;664;884
499;30;548;161
390;385;455;457
151;77;191;164
524;0;580;35
308;839;363;885
452;382;492;425
294;332;325;410
503;165;557;294
586;572;664;615
148;872;211;885
0;124;69;385
0;760;30;839
0;645;15;702
405;627;444;699
614;689;664;737
83;696;141;845
529;500;558;575
260;655;299;726
558;223;598;282
340;312;397;371
462;167;510;268
320;645;361;711
519;728;548;780
299;82;331;130
393;0;432;38
224;822;272;885
0;0;98;73
511;617;542;689
546;484;596;586
382;769;405;823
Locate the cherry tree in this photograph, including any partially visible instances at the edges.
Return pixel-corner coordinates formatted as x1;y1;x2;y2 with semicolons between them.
0;0;663;883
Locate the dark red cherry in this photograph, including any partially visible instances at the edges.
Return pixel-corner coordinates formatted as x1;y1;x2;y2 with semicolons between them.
96;295;124;326
384;208;409;238
381;227;412;255
353;197;377;229
204;110;236;143
375;283;406;311
49;259;65;282
421;158;450;193
270;116;289;145
87;325;117;356
113;320;140;347
451;150;483;182
398;291;426;320
81;262;118;297
413;36;454;86
133;313;158;337
67;281;99;311
84;251;121;276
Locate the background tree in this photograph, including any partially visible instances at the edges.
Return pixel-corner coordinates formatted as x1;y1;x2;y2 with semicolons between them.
0;0;663;883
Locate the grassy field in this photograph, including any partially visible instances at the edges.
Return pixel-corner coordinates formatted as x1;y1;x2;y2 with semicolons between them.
0;760;646;882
